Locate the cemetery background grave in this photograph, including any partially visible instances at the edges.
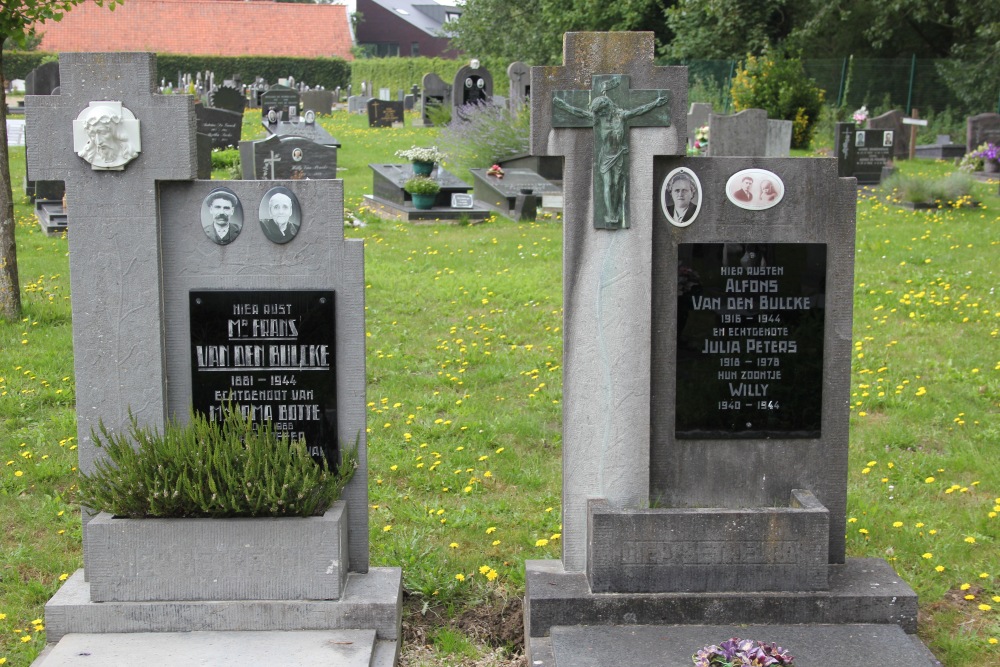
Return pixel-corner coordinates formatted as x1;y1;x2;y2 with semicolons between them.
3;75;1000;667
21;52;401;667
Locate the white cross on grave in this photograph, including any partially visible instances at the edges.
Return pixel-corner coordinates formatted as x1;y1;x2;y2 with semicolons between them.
26;52;198;475
529;32;688;571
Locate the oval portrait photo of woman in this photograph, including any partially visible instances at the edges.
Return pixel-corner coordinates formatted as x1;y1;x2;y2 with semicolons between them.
660;167;703;228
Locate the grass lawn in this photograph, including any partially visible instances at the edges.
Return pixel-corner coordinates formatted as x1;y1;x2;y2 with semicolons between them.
1;110;998;666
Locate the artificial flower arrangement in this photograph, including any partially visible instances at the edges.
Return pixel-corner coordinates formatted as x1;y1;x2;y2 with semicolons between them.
688;125;709;156
394;145;447;163
486;164;505;178
692;637;795;667
852;105;869;124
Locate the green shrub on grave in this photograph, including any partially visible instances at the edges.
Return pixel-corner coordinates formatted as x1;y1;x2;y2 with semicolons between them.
77;407;357;519
731;50;825;149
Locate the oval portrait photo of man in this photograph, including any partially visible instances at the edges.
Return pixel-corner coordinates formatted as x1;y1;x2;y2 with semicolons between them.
258;186;302;244
660;167;702;228
201;187;244;245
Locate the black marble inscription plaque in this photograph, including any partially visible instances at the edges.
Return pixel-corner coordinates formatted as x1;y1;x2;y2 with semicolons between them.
675;243;826;439
190;290;338;467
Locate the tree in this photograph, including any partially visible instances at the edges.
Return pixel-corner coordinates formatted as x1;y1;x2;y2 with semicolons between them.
0;0;121;321
444;0;672;66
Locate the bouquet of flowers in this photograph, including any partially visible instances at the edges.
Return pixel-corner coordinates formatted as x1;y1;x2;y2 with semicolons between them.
693;637;795;666
394;145;447;163
852;106;869;124
972;142;999;161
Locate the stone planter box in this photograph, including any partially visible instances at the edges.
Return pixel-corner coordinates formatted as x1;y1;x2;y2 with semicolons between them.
85;501;348;602
587;490;829;593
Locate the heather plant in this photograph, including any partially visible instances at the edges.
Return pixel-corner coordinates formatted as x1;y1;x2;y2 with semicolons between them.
882;171;976;206
77;407;357;518
436;100;530;176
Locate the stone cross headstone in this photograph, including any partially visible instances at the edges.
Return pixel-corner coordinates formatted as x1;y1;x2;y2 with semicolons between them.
25;52;400;661
523;31;927;666
966;112;1000;153
550;71;672;229
707;108;768;156
507;61;530;107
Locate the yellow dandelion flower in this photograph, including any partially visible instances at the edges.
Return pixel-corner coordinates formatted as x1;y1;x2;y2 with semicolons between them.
922;553;933;559
979;604;992;611
965;594;976;601
492;540;501;546
455;573;465;582
961;583;972;591
535;538;549;547
486;526;497;534
892;522;903;528
383;525;392;532
935;566;945;572
965;536;976;544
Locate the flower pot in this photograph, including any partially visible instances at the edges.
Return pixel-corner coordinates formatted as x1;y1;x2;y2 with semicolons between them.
411;193;436;210
412;160;434;176
85;502;348;602
984;159;999;174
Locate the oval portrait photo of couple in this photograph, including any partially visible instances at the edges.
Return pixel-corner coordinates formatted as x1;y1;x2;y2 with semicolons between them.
725;168;785;211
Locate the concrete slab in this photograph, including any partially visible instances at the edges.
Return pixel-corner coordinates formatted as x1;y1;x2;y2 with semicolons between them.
44;567;402;643
525;558;919;638
33;629;378;666
541;624;941;667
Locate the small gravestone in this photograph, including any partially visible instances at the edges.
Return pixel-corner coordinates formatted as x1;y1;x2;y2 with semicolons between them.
966;112;1000;153
364;163;491;222
260;83;300;122
470;167;560;217
686;102;712;143
708;108;768;156
25;60;61;96
240;134;337;180
765;119;793;157
866;109;908;159
209;85;246;113
507;61;530;107
301;89;335;115
25;51;401;665
836;122;893;185
194;103;243;149
420;72;450;126
367;98;404;128
452;61;493;110
347;95;372;114
266;115;341;147
914;134;965;160
523;31;931;667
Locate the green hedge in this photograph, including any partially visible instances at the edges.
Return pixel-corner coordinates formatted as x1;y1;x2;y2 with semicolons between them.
4;52;350;90
350;56;511;99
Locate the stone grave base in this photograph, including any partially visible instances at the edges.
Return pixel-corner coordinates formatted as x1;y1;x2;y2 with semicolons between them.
41;567;401;652
33;629;397;667
36;200;67;236
525;557;920;641
528;623;941;666
362;194;493;223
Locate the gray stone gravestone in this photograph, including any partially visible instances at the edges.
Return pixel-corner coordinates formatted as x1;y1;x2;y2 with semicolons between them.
523;31;931;667
508;61;530;107
267;116;341;147
966;112;1000;153
866;109;908;160
260;83;300;122
420;72;450;126
367;98;405;128
452;62;494;111
470;167;560;218
686;102;712;144
347;95;372;115
209;84;246;114
26;52;401;666
194;103;242;149
836;122;894;185
707;108;768;156
364;163;491;222
240;134;337;180
765;119;793;157
301;89;335;115
25;60;61;96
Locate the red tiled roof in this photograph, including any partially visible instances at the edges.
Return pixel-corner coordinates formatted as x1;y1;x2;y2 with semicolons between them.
34;0;353;60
